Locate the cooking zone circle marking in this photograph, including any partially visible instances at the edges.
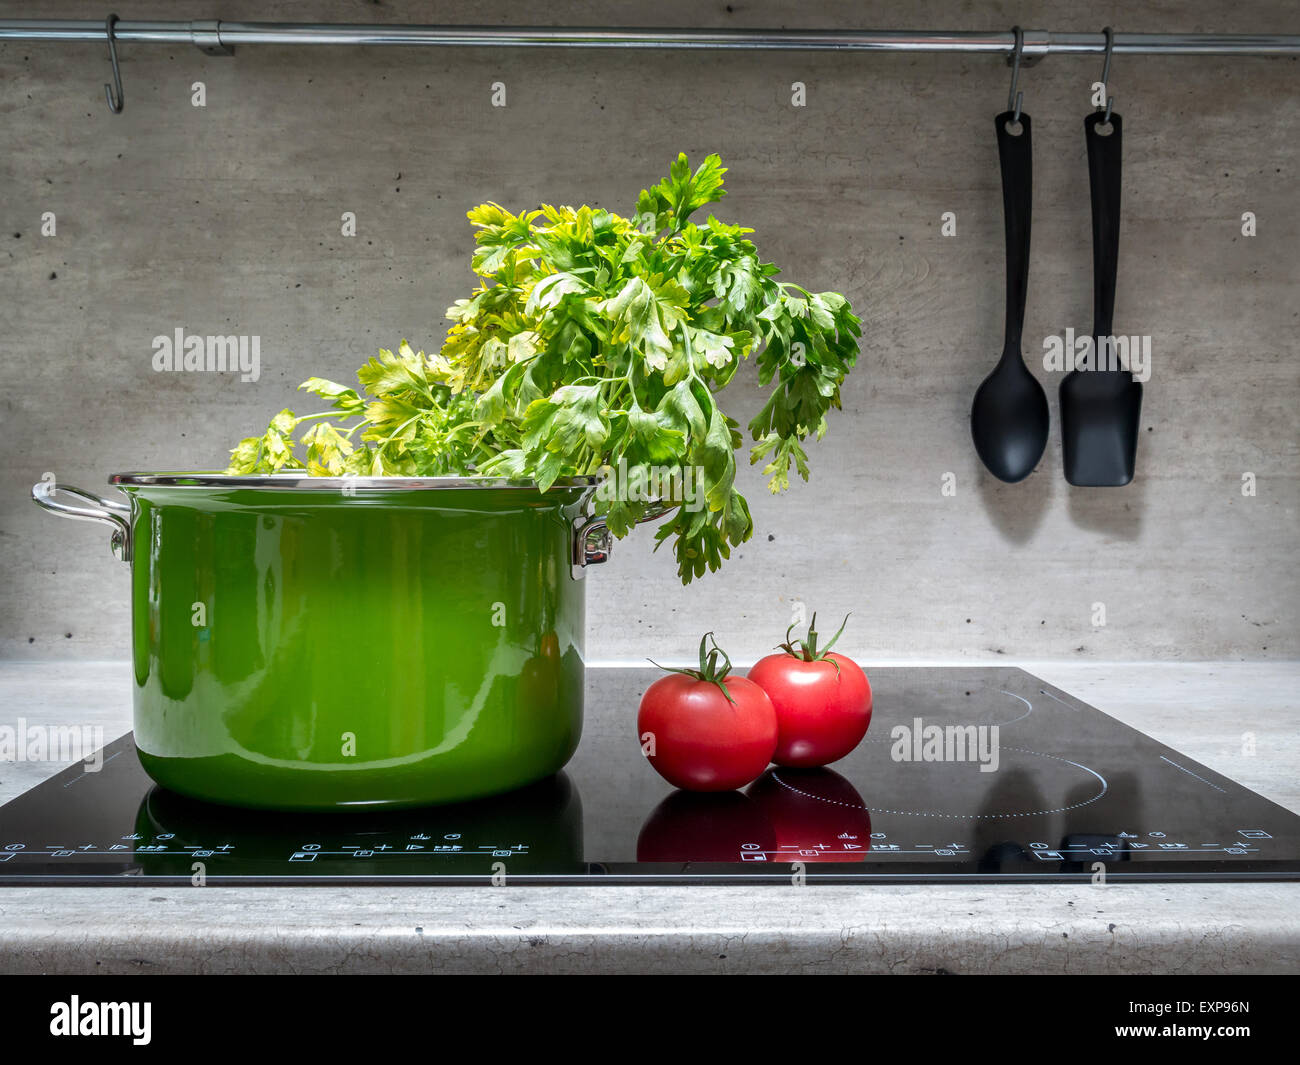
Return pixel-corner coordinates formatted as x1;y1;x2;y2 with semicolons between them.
997;689;1033;725
903;686;1034;728
771;748;1110;819
772;688;1110;818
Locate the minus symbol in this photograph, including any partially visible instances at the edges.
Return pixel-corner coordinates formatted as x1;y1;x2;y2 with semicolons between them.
61;749;122;786
1037;688;1078;710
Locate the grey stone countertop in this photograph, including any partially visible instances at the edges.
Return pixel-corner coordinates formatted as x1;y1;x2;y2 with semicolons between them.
0;660;1296;975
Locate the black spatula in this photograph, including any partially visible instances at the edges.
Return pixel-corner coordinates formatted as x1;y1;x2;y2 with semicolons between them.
971;110;1049;483
1060;111;1143;486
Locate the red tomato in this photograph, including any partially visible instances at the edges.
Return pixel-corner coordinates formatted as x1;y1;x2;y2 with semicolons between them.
638;673;778;791
746;767;871;862
748;651;872;767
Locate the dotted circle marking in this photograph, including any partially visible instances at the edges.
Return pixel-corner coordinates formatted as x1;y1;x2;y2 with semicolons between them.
772;747;1110;820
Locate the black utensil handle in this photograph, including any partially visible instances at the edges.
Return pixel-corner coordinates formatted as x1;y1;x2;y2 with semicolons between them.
996;110;1032;350
1086;110;1123;340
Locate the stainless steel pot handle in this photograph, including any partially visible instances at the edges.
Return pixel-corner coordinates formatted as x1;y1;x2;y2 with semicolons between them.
31;482;133;562
572;501;675;575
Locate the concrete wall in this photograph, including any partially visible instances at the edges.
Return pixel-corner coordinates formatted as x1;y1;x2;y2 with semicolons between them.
2;0;1297;665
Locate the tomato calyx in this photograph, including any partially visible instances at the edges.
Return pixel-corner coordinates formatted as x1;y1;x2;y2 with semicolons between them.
648;631;738;705
777;612;851;675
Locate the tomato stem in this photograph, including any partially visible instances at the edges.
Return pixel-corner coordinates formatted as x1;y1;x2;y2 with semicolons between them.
647;631;737;705
776;611;851;675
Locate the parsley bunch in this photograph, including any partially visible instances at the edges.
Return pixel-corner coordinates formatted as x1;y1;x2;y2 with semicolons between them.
226;154;861;583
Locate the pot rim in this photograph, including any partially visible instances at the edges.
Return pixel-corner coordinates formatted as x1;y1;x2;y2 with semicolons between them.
110;471;603;491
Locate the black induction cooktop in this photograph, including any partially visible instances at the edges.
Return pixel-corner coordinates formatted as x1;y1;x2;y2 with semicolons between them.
1;667;1297;884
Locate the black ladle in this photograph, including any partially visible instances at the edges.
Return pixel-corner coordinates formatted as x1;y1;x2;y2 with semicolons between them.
971;111;1049;483
1060;111;1142;486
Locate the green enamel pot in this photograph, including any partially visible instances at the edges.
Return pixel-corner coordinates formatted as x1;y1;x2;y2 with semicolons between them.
33;472;629;812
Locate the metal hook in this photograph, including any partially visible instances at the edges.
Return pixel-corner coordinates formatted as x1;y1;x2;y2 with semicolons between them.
1098;26;1115;122
104;13;123;113
1006;26;1025;122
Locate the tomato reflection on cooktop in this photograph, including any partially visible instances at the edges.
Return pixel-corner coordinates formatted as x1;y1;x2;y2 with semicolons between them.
1;668;1297;883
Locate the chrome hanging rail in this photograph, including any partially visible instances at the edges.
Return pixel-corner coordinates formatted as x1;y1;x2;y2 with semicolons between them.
1;22;1299;57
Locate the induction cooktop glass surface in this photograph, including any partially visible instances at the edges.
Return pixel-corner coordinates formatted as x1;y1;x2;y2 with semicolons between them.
2;667;1297;884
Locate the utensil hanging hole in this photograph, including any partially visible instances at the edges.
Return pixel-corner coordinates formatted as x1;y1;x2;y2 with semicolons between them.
1004;118;1025;136
1094;121;1114;136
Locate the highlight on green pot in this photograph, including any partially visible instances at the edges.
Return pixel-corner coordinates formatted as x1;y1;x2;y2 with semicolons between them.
225;154;862;582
